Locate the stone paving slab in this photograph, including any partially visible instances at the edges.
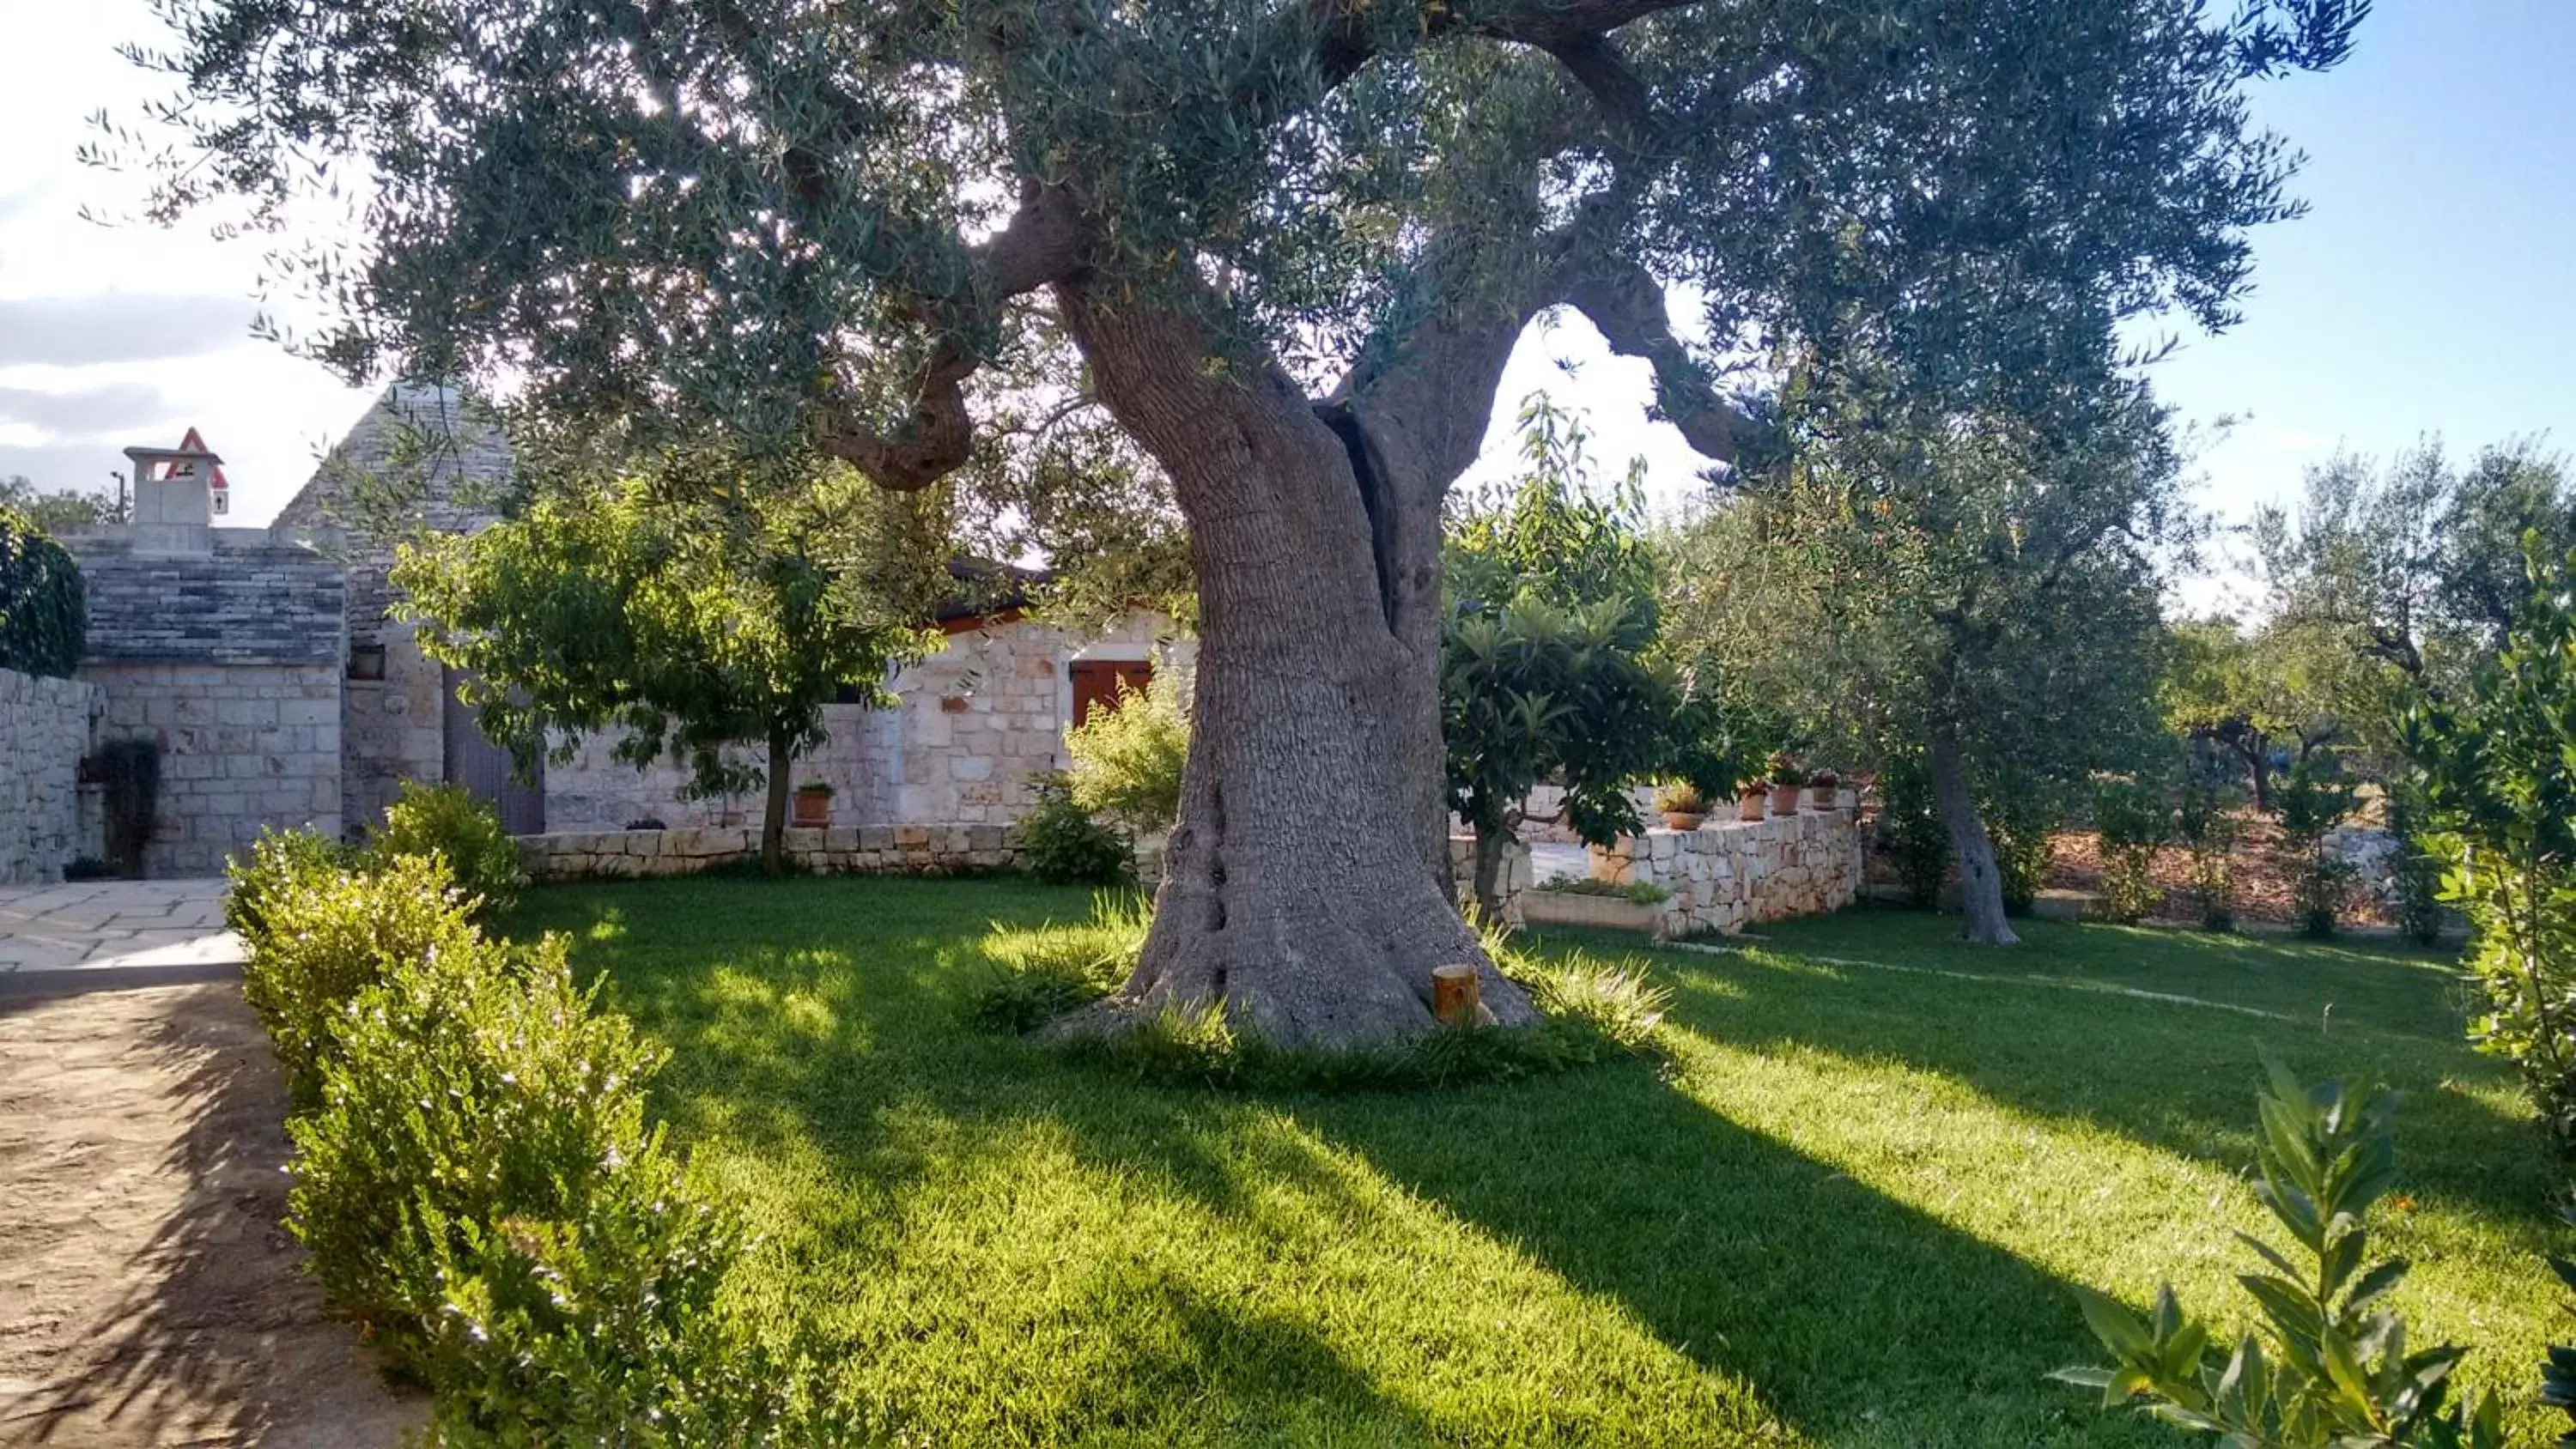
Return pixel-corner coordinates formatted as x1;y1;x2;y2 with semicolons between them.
0;880;242;979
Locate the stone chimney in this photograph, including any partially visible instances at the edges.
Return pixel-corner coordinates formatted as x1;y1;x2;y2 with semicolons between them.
120;429;227;554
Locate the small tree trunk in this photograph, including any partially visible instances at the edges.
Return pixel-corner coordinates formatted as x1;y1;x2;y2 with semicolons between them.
2243;737;2272;811
1928;721;2018;945
761;726;791;877
1473;822;1510;925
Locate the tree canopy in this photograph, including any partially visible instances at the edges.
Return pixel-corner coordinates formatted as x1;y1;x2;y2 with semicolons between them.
393;453;947;871
120;0;2370;1041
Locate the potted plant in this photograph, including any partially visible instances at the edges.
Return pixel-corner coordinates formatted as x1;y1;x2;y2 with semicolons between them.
1809;770;1841;810
1736;781;1768;822
1769;755;1808;815
792;779;835;828
1655;779;1707;831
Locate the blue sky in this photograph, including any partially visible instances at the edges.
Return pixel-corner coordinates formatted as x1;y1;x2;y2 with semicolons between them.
3;1;2569;568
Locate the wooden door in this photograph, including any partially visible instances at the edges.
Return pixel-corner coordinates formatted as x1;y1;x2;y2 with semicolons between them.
1069;659;1154;729
442;665;546;834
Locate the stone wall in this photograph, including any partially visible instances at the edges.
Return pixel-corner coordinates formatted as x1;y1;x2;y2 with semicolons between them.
518;824;1016;882
539;702;902;833
1589;803;1865;937
338;623;448;834
0;668;103;884
889;614;1185;826
86;663;343;877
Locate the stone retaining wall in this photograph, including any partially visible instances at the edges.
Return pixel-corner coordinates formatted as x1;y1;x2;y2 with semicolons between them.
1590;805;1865;937
519;824;1018;881
1;668;103;884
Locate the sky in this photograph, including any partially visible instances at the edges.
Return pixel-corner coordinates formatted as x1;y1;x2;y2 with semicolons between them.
3;0;2571;585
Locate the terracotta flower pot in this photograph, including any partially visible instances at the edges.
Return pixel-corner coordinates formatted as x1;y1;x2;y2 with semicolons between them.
1662;811;1705;831
1809;784;1837;809
792;790;833;828
1738;790;1766;822
1771;785;1802;815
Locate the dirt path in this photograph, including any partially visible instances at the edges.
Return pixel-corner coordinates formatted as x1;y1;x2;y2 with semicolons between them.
0;981;427;1447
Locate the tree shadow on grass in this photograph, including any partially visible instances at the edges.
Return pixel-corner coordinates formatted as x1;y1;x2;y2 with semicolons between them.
1574;929;2562;1246
528;895;2184;1445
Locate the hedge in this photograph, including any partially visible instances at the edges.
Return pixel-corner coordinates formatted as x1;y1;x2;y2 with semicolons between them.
0;505;86;678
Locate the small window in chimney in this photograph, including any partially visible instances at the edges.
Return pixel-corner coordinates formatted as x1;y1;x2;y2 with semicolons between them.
348;643;387;682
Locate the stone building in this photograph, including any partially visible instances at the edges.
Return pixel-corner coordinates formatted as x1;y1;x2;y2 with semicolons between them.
267;384;1182;840
47;441;347;876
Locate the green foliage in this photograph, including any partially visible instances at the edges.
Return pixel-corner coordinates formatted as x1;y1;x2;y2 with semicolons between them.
1014;773;1134;888
0;504;86;679
1537;877;1672;906
2056;1059;2502;1448
223;825;360;954
2274;757;2361;938
2176;778;2243;931
1982;781;2062;919
2403;541;2576;1151
368;780;520;916
1445;400;1691;897
0;475;126;532
289;930;789;1442
1878;754;1953;910
236;852;483;1107
1065;669;1189;837
2160;615;2367;806
2093;777;2170;925
2384;785;2449;949
398;457;942;864
2546;1217;2576;1446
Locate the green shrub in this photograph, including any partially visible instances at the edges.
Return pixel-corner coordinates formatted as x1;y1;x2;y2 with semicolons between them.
369;780;521;914
1877;755;1951;909
2404;544;2576;1152
1066;669;1188;835
1015;773;1134;887
0;504;86;679
2056;1059;2500;1447
1536;876;1672;905
289;931;787;1440
2092;777;2168;925
225;826;360;946
2174;779;2239;931
2383;785;2448;948
238;852;482;1106
2273;757;2360;939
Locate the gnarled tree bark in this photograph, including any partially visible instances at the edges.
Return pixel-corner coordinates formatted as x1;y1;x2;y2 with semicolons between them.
1926;719;2019;946
1054;285;1542;1047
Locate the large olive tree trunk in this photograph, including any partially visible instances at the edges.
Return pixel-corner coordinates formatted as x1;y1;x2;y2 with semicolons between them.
1926;720;2020;945
1055;289;1541;1049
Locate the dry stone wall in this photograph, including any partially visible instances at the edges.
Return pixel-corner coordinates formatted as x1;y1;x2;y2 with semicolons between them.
519;824;1017;881
1590;803;1865;937
1;668;103;883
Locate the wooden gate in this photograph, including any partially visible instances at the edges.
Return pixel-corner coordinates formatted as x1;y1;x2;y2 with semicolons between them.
442;665;546;835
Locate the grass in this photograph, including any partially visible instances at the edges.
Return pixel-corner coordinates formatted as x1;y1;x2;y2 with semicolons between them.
503;881;2567;1447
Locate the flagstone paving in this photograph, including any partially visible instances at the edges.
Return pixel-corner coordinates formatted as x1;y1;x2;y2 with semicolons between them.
0;880;242;982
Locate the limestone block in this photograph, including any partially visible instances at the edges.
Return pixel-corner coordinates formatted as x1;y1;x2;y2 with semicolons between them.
860;826;894;851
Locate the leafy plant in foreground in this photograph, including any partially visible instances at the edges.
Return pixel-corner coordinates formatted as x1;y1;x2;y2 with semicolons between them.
2056;1060;2500;1447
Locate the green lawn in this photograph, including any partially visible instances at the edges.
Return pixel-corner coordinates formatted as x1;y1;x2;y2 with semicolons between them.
506;879;2565;1447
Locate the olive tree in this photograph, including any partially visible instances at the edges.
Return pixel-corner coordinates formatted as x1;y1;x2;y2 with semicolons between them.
122;0;2362;1043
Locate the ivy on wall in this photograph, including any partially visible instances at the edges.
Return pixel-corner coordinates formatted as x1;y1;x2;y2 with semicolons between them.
0;506;87;679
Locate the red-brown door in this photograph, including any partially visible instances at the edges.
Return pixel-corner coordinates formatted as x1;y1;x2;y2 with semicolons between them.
1069;660;1153;729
